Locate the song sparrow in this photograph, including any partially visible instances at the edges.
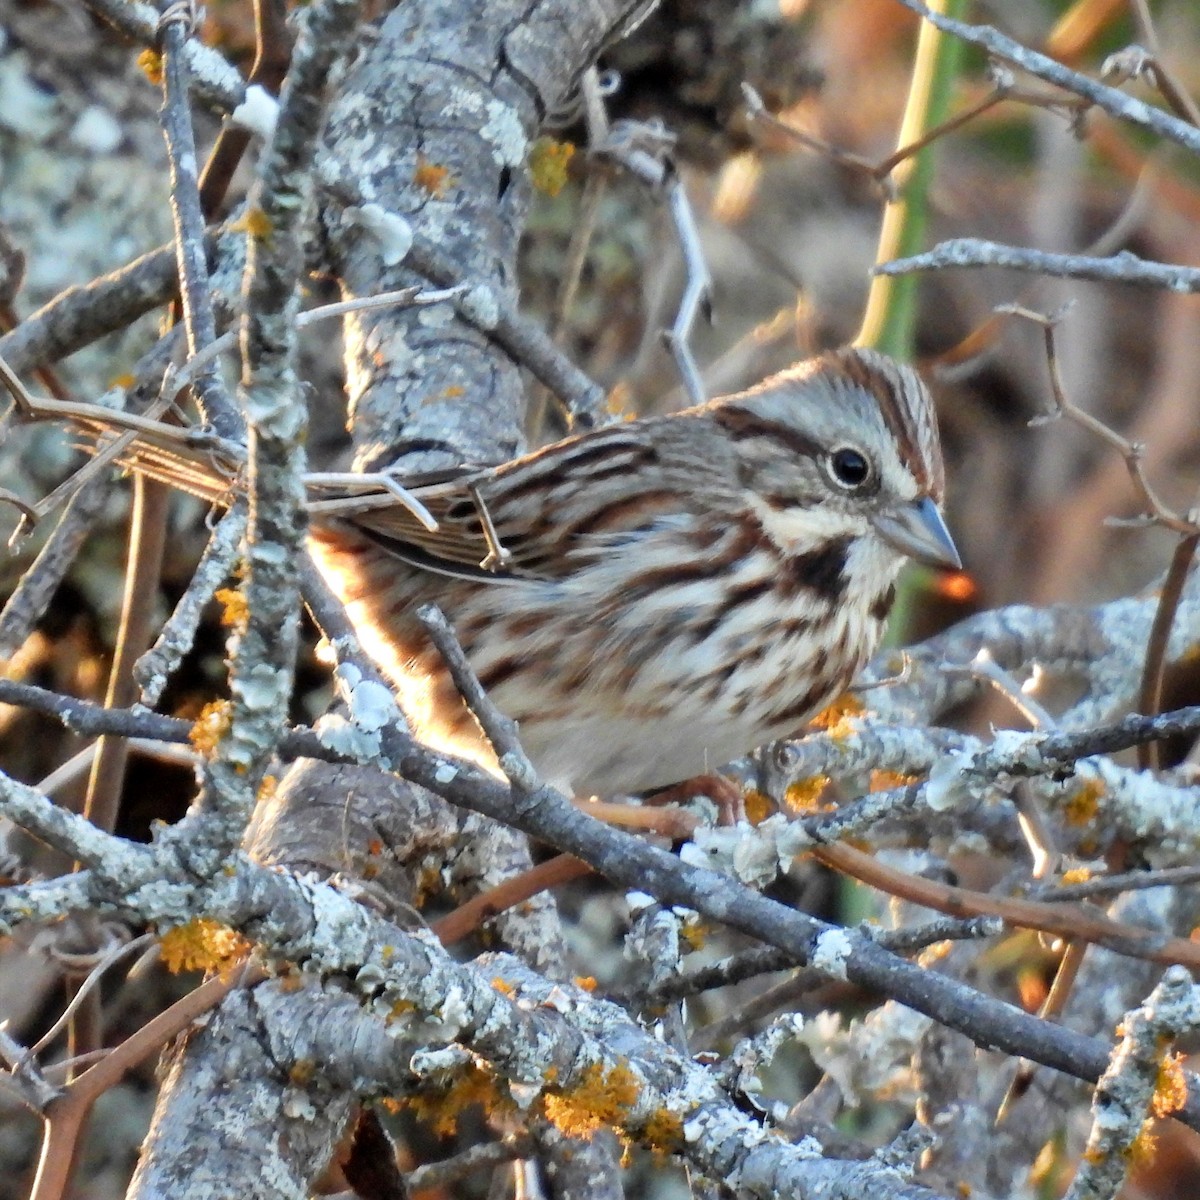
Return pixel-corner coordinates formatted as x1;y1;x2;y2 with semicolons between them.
99;346;958;797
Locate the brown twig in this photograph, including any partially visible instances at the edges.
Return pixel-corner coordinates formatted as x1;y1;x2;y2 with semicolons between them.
1136;512;1200;770
812;843;1200;971
30;967;256;1200
197;0;293;218
432;854;592;945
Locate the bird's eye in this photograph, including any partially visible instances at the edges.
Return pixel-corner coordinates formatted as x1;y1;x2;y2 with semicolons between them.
829;447;871;489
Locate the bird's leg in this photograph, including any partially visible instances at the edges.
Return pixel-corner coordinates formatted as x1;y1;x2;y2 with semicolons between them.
644;773;747;827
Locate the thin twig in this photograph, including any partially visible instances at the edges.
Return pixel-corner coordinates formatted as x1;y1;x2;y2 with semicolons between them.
1031;863;1200;903
1007;304;1199;536
135;501;248;706
877;238;1200;293
156;0;242;442
891;0;1200;155
406;1134;537;1192
591;118;713;404
814;842;1200;970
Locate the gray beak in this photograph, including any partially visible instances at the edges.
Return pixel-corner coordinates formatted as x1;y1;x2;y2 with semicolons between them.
871;497;961;570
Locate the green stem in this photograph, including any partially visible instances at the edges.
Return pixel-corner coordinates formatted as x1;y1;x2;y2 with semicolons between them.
856;0;968;357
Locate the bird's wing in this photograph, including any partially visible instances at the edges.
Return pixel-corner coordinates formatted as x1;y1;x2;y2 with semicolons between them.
343;422;686;581
75;414;689;584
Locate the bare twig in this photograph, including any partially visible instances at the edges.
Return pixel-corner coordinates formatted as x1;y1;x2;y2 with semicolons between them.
813;842;1200;971
591;118;713;404
891;0;1200;154
1006;305;1199;536
135;501;248;706
643;915;1002;1007
156;0;242;442
407;1134;537;1192
877;239;1200;292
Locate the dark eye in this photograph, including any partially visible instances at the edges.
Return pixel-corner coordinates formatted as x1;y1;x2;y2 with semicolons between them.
829;447;871;489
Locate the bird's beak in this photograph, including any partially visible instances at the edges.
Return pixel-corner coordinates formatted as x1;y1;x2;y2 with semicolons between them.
871;497;961;570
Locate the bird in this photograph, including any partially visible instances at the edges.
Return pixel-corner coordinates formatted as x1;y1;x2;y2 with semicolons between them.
86;345;959;799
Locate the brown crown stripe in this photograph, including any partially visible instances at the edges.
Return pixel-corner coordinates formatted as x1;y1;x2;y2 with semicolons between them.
710;406;825;461
833;349;938;498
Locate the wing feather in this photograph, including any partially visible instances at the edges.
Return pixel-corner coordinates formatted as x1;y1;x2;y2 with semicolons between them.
76;414;692;584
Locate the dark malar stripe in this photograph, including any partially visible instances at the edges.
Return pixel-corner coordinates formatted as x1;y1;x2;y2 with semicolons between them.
779;538;851;603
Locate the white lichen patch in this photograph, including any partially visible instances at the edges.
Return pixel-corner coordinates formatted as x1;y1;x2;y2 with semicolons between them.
810;928;853;979
347;679;400;733
315;712;381;763
925;750;973;812
479;98;527;166
343;203;413;266
458;283;499;331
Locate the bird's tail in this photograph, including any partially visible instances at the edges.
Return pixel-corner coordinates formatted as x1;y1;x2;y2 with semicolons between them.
72;413;243;508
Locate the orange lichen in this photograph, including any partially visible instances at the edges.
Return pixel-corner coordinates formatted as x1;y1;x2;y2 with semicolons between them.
679;917;708;952
189;699;232;755
138;49;163;85
408;1063;512;1138
389;998;417;1020
413;155;453;197
542;1061;640;1138
1060;867;1092;884
783;777;831;813
289;1059;317;1085
160;918;250;975
869;769;915;792
492;977;516;996
643;1109;684;1156
809;693;865;735
1153;1051;1188;1118
742;788;774;825
529;137;575;196
574;976;598;992
215;586;249;633
605;384;636;421
228;207;274;240
1127;1127;1158;1168
1064;779;1105;826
